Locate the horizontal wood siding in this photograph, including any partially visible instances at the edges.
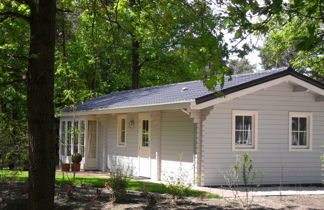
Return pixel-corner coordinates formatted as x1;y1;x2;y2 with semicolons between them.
160;110;195;182
107;114;140;175
202;83;324;186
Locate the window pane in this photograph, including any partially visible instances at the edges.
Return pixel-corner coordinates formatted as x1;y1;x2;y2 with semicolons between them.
235;116;243;130
142;120;149;147
118;118;126;145
121;119;125;130
61;122;66;156
299;118;307;131
244;130;252;145
67;121;72;156
244;116;252;130
299;132;307;146
73;122;79;154
235;131;243;145
292;132;298;145
121;130;125;143
292;117;298;131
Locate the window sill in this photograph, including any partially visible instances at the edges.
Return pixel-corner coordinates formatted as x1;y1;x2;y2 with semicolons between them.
117;144;126;148
232;147;257;152
289;147;312;152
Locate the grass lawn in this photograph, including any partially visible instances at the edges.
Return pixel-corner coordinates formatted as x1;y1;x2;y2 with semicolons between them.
0;170;220;198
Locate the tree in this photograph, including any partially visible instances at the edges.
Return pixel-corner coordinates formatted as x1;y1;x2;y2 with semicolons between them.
228;58;255;75
220;0;323;81
80;0;228;89
0;0;57;209
259;17;323;82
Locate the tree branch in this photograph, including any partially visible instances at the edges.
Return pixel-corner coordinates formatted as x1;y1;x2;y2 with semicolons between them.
0;11;30;23
56;8;73;13
0;79;25;87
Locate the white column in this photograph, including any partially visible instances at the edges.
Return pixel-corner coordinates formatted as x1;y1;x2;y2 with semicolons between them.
191;110;202;186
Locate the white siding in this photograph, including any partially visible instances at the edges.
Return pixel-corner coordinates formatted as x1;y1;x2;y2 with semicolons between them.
107;114;139;176
102;110;195;181
202;83;324;186
160;110;195;183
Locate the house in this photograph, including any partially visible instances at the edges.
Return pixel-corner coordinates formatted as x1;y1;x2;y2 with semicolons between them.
59;68;324;186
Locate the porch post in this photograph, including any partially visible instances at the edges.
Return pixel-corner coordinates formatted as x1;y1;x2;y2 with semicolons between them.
191;110;202;186
151;111;161;181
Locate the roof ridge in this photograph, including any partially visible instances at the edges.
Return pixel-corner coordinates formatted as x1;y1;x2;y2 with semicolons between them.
230;67;288;78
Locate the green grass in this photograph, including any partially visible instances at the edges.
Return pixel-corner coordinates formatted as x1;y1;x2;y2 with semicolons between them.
0;170;220;198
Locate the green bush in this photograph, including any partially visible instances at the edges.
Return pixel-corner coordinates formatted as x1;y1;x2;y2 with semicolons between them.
71;153;82;164
163;160;192;199
105;163;132;202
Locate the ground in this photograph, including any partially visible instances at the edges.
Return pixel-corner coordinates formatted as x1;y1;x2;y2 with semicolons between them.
1;181;324;210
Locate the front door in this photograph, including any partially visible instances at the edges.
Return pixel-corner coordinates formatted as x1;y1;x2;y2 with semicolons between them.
86;120;98;169
138;113;151;177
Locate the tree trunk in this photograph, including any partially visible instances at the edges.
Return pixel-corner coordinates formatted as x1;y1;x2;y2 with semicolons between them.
27;0;56;209
131;36;140;89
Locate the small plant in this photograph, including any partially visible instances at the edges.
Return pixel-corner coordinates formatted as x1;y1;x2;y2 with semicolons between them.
140;183;160;207
146;193;161;207
105;161;132;202
72;153;82;164
66;184;74;198
224;153;264;209
140;183;149;197
162;155;192;202
90;188;102;201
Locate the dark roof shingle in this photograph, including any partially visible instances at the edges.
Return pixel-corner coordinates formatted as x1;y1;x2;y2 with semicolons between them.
65;68;292;112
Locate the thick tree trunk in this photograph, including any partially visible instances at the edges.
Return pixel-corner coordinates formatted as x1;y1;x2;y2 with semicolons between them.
27;0;56;209
131;36;140;89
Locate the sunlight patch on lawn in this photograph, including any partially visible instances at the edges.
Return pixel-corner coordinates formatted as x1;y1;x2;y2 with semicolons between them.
0;170;220;198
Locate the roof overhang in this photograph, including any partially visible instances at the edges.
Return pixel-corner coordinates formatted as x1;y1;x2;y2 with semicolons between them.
61;101;192;117
191;71;324;110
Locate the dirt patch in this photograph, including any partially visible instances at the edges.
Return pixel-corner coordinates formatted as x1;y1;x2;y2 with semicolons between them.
1;182;324;209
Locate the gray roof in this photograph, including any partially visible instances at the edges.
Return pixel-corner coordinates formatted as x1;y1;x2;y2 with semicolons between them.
66;68;288;112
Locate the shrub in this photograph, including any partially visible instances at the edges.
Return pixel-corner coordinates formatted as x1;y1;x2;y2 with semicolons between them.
71;153;82;164
105;161;132;202
224;153;264;209
163;159;192;200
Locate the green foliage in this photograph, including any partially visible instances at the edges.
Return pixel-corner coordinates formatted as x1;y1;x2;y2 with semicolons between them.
163;159;193;199
260;17;323;81
71;153;82;164
228;58;255;75
0;170;220;198
228;153;265;209
222;0;323;81
105;166;130;202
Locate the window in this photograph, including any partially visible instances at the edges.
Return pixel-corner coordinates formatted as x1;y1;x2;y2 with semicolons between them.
117;115;126;146
60;119;85;157
232;110;258;151
142;120;149;147
289;112;312;151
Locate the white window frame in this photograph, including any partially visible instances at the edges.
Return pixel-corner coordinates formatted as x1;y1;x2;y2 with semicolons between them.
117;115;127;147
289;112;312;151
59;118;86;158
232;110;258;151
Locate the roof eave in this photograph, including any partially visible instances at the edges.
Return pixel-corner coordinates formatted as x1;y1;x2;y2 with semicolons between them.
60;100;193;117
195;69;324;105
